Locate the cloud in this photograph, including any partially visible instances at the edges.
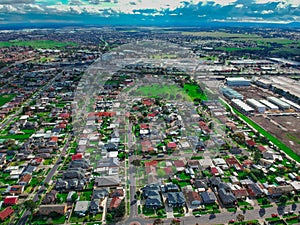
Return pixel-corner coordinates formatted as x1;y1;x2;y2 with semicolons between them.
0;0;299;25
0;0;34;4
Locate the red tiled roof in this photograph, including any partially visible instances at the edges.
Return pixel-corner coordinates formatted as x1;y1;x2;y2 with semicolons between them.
167;142;177;148
174;160;185;167
4;196;18;205
109;197;122;209
142;99;154;106
72;153;83;161
148;113;155;117
246;140;256;147
59;113;70;118
0;207;14;221
19;174;32;183
211;167;218;175
50;136;58;142
140;124;149;129
257;145;267;152
144;160;158;168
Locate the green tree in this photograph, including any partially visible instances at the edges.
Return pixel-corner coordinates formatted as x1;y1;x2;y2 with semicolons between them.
106;213;113;221
71;192;78;202
279;195;289;204
24;200;37;212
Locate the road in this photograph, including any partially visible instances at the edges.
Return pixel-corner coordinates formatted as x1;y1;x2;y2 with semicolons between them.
117;202;300;225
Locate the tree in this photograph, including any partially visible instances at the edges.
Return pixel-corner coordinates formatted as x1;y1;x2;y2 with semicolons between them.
106;213;113;221
24;200;37;212
236;214;245;222
279;195;289;204
71;192;78;202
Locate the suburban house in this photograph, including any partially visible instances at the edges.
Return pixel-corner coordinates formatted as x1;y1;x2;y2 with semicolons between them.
42;190;57;204
218;188;237;207
109;197;122;211
94;175;120;187
74;201;90;215
0;207;14;221
39;204;67;216
4;196;18;205
167;192;186;207
200;191;217;205
186;191;201;207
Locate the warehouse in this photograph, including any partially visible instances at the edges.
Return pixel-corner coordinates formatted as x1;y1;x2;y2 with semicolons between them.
246;99;266;113
267;97;290;110
226;77;251;86
280;98;300;111
231;99;254;115
259;100;279;110
220;87;244;100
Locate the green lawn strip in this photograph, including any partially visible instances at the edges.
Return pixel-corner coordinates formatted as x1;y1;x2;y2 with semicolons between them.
0;94;16;107
266;217;281;222
231;106;300;163
0;40;77;48
216;47;262;52
260;204;273;208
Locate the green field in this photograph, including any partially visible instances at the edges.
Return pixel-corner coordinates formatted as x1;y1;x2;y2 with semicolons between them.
0;40;77;49
134;84;192;101
184;83;208;101
0;94;16;107
216;47;262;52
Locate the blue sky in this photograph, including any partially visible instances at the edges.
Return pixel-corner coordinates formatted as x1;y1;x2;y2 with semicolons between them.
0;0;299;25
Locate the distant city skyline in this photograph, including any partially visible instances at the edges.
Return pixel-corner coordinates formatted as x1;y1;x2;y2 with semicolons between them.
0;0;299;27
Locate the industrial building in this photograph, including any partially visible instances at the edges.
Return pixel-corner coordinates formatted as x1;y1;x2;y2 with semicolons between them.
246;99;266;113
259;99;279;111
231;99;254;115
280;98;300;111
267;97;290;110
220;87;243;100
226;77;251;86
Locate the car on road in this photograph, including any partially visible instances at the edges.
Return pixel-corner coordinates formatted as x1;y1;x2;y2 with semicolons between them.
271;213;278;218
229;219;235;223
194;214;201;217
130;199;137;205
283;212;289;216
172;218;181;222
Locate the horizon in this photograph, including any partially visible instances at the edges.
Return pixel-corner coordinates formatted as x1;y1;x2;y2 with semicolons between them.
0;0;299;29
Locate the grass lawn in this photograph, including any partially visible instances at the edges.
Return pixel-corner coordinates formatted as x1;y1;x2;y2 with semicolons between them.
79;190;93;201
0;133;31;140
216;47;262;52
0;40;77;48
31;215;66;224
134;84;191;101
0;94;16;107
184;83;207;101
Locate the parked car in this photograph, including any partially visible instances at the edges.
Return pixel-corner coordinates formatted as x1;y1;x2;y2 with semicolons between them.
229;219;235;223
271;213;278;218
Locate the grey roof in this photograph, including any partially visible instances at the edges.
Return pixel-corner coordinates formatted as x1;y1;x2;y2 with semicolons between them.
167;192;186;205
74;201;90;212
95;175;120;187
200;191;216;204
218;188;236;205
93;188;109;199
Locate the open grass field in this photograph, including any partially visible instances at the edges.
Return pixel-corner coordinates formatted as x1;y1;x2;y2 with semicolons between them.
184;83;208;101
134;84;192;101
0;94;16;107
0;40;77;48
216;47;262;52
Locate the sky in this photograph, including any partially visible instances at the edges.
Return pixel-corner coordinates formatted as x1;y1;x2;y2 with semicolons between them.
0;0;299;26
